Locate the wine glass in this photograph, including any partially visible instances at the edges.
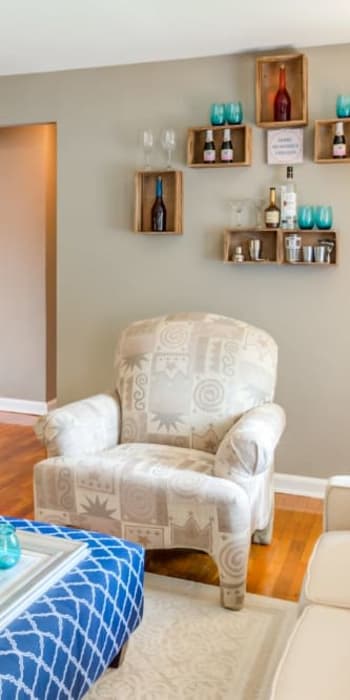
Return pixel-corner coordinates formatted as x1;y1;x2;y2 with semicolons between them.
254;198;265;229
230;199;247;228
141;129;153;171
161;128;176;170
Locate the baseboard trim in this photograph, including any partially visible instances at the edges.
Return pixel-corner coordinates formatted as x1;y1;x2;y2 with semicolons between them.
274;473;327;499
0;397;57;416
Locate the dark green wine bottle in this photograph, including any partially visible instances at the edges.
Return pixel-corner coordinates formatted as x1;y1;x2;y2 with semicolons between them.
151;176;167;232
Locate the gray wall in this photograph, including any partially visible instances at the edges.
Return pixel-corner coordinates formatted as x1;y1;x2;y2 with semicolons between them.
0;43;348;477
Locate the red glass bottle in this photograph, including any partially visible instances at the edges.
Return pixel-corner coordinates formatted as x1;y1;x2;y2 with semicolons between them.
274;64;291;122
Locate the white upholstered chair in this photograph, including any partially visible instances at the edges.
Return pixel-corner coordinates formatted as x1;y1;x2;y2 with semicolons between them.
34;313;285;609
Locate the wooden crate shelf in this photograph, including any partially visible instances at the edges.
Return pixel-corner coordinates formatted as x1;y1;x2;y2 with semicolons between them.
256;53;308;128
187;125;252;167
279;229;337;265
224;228;337;265
224;228;280;264
314;118;350;163
134;170;183;235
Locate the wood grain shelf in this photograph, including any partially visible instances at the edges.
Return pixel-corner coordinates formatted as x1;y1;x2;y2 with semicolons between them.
224;228;337;265
256;53;308;128
187;125;252;167
314;118;350;163
134;170;183;235
224;228;280;264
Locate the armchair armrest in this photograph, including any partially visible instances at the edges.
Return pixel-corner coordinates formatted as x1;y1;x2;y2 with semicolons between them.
214;403;286;480
324;476;350;531
35;393;120;457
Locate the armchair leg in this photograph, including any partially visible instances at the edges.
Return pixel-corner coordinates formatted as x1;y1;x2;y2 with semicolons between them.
220;581;246;610
252;506;274;545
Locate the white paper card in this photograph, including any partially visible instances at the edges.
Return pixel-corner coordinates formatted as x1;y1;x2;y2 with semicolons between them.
267;129;304;164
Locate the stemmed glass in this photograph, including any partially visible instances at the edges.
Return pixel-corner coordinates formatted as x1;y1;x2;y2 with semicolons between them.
230;199;247;228
161;128;176;169
141;129;153;171
254;198;265;229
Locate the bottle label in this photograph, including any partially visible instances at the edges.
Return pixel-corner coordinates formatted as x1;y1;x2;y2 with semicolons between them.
265;211;279;225
204;150;215;162
333;143;346;157
284;192;297;218
221;148;233;161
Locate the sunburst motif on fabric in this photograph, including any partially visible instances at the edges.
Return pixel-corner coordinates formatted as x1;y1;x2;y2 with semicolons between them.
151;412;184;432
121;353;148;372
81;495;116;518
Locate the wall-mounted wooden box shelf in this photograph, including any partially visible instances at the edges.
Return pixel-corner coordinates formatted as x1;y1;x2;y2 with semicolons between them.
256;53;308;128
134;170;183;235
224;228;337;265
187;125;252;167
279;229;337;265
224;228;280;264
314;119;350;163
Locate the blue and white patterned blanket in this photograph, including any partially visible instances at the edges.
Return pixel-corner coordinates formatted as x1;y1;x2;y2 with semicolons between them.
0;518;144;700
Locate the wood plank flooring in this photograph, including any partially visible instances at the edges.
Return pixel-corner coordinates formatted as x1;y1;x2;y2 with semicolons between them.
0;415;323;601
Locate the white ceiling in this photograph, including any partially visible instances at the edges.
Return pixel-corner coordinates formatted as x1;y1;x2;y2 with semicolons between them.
0;0;349;76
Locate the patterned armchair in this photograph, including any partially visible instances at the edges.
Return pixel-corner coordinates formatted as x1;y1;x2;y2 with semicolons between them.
34;313;285;610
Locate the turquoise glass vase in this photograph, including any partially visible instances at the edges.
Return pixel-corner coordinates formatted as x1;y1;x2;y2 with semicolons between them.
0;523;21;569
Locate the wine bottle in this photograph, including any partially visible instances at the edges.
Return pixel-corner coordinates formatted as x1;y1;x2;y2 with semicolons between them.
264;187;280;228
203;129;216;163
274;64;291;122
151;176;167;232
220;128;233;163
280;166;297;229
333;122;346;158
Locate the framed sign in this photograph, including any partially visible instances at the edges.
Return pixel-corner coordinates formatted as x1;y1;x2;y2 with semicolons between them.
267;128;304;165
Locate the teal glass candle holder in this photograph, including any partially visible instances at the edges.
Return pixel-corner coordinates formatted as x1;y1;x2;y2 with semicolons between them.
315;206;333;230
297;205;315;230
225;101;243;124
210;103;225;126
0;523;21;569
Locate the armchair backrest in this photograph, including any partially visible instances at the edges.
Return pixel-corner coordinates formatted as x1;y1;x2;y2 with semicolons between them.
114;312;278;454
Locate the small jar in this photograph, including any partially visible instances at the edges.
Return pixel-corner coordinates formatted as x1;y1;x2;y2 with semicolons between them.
233;245;245;263
0;523;21;569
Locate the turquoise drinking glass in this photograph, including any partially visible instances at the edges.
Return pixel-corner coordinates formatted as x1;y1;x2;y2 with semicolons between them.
225;101;243;124
0;523;21;569
297;205;314;230
210;103;225;126
315;206;333;230
336;95;350;118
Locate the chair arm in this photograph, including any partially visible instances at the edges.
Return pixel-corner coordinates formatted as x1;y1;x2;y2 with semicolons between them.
35;393;120;457
214;403;286;480
324;476;350;531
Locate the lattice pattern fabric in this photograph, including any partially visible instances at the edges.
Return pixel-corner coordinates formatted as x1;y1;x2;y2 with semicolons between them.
0;518;144;700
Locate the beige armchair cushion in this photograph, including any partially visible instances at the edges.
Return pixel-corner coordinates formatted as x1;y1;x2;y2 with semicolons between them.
115;312;277;454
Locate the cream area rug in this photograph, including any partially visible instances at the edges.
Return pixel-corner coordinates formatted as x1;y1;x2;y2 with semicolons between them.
85;573;296;700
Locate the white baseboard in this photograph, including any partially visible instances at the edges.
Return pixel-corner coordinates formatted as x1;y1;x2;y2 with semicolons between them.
274;472;327;499
0;397;57;416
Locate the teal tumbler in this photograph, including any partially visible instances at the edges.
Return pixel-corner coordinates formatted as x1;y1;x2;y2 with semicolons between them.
0;523;21;569
225;101;243;124
297;205;315;230
315;206;333;230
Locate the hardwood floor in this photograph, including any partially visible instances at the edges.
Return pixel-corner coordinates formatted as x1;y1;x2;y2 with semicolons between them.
0;415;323;602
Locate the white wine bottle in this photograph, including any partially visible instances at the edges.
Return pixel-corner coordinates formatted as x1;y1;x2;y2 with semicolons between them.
280;166;297;230
203;129;216;163
220;128;233;163
333;122;346;158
